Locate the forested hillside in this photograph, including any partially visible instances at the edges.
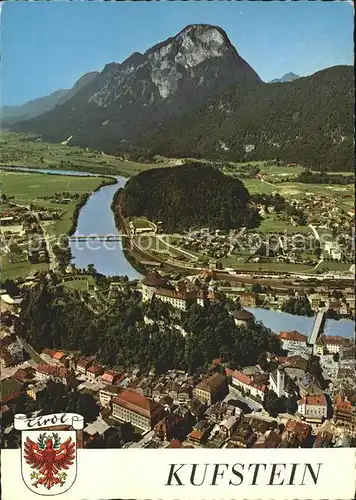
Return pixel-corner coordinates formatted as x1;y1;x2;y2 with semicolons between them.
139;65;354;171
121;163;260;232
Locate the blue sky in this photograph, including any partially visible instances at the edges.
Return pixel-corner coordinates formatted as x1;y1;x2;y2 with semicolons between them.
1;1;354;106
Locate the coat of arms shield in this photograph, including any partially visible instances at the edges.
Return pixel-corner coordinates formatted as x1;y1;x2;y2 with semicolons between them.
14;413;84;496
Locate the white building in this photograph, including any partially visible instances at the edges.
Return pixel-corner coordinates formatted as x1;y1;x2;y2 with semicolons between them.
99;385;121;407
298;394;328;423
229;370;267;400
269;366;285;398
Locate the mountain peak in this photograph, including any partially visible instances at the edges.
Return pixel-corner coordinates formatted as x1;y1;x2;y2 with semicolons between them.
270;72;300;83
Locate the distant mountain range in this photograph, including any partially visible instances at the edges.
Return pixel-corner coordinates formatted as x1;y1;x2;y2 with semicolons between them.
7;24;354;171
270;72;300;83
1;72;99;123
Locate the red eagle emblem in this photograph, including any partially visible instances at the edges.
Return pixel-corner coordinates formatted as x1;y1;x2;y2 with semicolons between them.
24;432;75;490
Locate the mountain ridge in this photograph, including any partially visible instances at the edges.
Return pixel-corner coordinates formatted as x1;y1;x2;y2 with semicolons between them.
10;24;261;147
2;71;99;123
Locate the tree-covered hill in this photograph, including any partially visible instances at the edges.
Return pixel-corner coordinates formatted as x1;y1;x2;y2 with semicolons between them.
139;65;354;171
121;163;259;232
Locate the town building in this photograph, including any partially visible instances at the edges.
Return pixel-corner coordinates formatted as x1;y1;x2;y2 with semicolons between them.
112;390;164;432
101;370;120;385
279;331;307;351
99;385;121;407
334;396;353;422
269;366;286;398
253;430;281;449
141;273;207;310
27;382;47;401
35;364;75;388
76;357;93;374
280;419;311;447
193;373;228;406
188;419;213;445
229;308;255;327
227;369;267;400
219;416;239;439
324;336;344;354
86;364;104;381
0;336;25;368
297;394;328;423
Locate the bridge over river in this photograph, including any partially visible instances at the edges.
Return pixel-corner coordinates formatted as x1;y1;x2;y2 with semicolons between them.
69;234;123;242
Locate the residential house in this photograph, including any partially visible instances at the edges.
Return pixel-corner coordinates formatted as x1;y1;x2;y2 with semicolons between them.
12;367;34;384
334;396;353;422
313;430;333;448
27;381;47;401
188;397;206;422
193;373;228;406
86;364;104;381
280;419;311;448
188;419;213;445
76;357;93;374
101;370;120;385
35;364;75;388
112;390;164;432
0;336;25;368
253;430;281;449
229;308;255;327
219;416;239;439
35;364;59;382
298;394;328;423
228;369;267;400
228;421;256;448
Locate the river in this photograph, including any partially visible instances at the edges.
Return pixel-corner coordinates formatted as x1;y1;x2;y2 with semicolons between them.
6;167;354;337
245;307;354;339
5;167;141;279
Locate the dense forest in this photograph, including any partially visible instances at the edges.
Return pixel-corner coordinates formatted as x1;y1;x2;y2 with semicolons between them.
121;163;260;232
139;66;354;171
16;281;282;375
297;171;354;185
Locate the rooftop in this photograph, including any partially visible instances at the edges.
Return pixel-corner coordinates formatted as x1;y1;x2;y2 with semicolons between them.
195;372;226;393
113;390;163;418
279;331;307;342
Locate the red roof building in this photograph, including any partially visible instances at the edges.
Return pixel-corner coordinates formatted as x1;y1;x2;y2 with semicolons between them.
228;370;267;399
279;331;307;342
101;370;120;385
86;364;104;379
298;394;328;423
112;390;164;432
334;396;353;422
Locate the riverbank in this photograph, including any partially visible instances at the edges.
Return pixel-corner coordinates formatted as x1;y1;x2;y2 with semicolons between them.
1;169;118;279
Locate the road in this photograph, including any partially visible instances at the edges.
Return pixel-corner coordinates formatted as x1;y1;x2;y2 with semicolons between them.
33;211;57;270
224;385;264;411
308;224;324;270
155;234;198;260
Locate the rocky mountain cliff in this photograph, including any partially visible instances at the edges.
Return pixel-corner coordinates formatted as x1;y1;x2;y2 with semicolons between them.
11;24;261;149
2;71;99;124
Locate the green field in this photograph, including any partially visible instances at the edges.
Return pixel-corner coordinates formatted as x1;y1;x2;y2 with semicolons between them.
242;178;354;200
257;215;312;234
1;171;110;236
62;276;95;291
0;131;176;177
0;254;48;281
220;258;313;273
